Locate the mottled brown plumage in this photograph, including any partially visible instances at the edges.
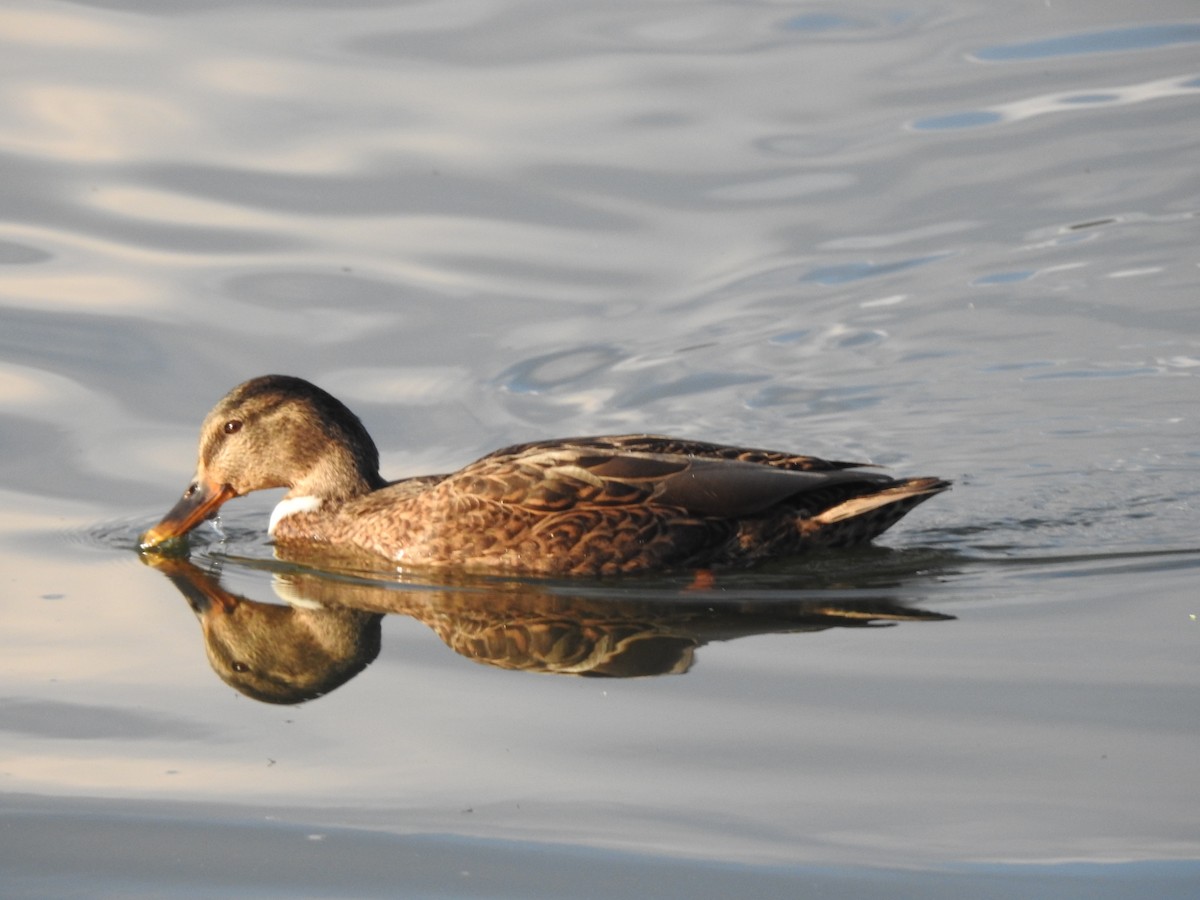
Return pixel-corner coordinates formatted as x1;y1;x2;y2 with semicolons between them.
140;375;950;575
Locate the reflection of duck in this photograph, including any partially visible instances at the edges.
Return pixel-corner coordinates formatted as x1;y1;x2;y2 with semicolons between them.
144;556;953;704
152;556;382;704
141;376;949;576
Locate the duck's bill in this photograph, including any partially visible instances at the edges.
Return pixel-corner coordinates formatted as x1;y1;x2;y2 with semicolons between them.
140;480;237;550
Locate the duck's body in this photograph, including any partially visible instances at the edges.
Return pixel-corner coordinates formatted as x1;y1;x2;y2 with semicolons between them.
140;375;950;576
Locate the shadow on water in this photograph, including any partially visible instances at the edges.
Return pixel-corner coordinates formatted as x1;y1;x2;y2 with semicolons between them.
135;540;957;705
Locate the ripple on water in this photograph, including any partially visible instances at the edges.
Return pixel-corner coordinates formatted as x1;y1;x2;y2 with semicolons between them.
800;253;952;285
911;72;1200;132
493;344;627;394
0;239;52;265
974;23;1200;61
78;504;274;562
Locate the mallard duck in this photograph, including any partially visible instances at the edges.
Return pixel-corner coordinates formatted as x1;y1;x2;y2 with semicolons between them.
140;375;949;575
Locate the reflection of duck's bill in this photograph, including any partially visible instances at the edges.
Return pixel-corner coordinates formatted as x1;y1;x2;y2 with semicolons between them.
145;554;240;615
140;479;237;549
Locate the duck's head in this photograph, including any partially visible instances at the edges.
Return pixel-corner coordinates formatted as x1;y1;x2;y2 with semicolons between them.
140;375;384;550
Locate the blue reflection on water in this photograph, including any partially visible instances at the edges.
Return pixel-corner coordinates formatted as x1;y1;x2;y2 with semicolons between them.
912;110;1004;131
801;253;950;285
976;23;1200;61
784;14;865;32
973;271;1035;286
1025;367;1161;381
1059;93;1120;105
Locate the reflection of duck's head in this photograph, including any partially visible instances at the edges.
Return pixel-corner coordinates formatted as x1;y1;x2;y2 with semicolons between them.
194;592;381;705
151;557;381;705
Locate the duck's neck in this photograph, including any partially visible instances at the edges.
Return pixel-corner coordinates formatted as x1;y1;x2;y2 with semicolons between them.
270;457;385;536
290;450;387;502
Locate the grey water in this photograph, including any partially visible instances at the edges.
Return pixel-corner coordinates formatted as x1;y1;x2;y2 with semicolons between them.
1;1;1198;897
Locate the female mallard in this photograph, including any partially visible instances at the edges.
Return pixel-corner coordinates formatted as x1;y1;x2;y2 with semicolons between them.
140;375;949;576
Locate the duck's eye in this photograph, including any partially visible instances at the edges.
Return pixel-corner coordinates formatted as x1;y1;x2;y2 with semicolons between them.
223;420;243;435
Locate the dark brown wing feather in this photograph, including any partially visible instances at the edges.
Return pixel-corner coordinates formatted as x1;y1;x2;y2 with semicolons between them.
447;435;894;519
481;434;867;472
647;458;892;517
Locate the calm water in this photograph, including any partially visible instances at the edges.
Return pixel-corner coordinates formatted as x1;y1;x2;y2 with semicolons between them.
2;1;1199;897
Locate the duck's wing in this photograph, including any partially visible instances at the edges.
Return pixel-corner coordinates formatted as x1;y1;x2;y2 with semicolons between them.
482;434;867;472
447;437;900;519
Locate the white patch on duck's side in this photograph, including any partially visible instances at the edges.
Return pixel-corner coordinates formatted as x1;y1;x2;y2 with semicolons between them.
268;495;324;535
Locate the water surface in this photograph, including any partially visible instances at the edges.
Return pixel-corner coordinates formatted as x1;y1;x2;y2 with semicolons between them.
1;1;1198;897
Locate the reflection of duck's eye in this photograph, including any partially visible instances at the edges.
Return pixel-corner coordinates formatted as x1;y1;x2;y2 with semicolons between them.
231;661;250;673
223;420;243;435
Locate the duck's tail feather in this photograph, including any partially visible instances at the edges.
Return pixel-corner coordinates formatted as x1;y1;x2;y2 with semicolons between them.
808;477;951;546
